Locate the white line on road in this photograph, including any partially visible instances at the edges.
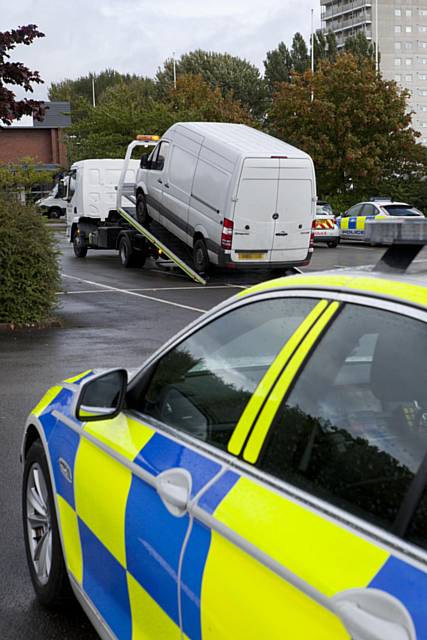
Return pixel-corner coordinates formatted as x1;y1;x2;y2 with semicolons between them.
62;274;205;313
58;284;247;295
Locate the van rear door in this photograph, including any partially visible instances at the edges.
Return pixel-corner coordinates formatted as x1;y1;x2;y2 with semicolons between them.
232;158;278;261
272;159;313;263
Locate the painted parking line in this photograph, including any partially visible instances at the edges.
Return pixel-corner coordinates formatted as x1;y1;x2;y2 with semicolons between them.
58;284;248;296
62;274;205;314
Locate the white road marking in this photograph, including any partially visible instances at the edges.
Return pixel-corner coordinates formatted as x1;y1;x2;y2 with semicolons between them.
58;284;247;295
62;274;205;313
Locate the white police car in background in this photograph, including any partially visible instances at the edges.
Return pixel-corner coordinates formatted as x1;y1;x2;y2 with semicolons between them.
313;200;340;248
338;200;424;242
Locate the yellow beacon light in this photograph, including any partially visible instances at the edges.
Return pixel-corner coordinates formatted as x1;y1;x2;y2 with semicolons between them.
136;134;160;141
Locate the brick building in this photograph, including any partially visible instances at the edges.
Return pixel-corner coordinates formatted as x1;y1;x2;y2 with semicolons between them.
0;101;71;169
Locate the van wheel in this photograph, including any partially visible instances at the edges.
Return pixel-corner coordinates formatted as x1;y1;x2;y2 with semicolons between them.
73;235;87;258
327;240;338;248
23;440;72;608
136;193;150;228
193;238;210;275
48;208;61;220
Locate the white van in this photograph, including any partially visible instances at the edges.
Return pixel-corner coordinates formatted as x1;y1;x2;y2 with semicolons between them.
36;184;67;219
135;122;316;272
66;159;139;244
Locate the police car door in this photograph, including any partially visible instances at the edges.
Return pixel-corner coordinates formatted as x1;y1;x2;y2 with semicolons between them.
181;295;427;639
123;294;327;639
339;203;363;240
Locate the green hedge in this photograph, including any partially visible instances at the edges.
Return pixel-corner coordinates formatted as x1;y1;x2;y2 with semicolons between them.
0;196;61;325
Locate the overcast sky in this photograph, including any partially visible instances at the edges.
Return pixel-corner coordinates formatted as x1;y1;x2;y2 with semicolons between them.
4;0;321;100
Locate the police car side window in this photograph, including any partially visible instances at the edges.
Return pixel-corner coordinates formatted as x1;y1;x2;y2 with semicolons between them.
133;298;317;451
258;304;427;538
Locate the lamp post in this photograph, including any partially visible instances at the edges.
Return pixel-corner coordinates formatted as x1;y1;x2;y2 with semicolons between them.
311;8;315;102
375;0;379;72
173;51;177;90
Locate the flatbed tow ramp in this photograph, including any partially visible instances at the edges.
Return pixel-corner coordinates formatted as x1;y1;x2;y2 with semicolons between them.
116;138;207;286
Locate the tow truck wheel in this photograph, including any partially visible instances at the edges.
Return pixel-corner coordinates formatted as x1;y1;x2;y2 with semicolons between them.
193;238;210;275
136;193;151;228
48;207;61;220
119;236;144;268
73;234;88;258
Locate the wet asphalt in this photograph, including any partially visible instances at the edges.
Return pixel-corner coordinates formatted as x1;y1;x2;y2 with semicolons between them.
0;227;385;639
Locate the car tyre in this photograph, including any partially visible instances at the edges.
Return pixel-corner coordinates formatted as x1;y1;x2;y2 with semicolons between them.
48;207;61;220
22;440;72;608
119;235;144;268
73;234;88;258
193;238;210;275
327;240;339;248
136;193;151;228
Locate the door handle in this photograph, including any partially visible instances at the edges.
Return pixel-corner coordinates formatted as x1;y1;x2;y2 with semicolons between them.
155;468;192;517
157;178;163;184
275;232;288;237
164;183;170;189
332;588;416;640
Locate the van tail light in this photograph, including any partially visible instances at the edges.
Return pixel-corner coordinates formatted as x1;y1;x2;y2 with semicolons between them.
310;220;315;248
221;218;234;250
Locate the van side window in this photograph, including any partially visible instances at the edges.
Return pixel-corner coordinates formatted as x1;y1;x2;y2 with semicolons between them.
258;304;427;536
153;141;170;171
168;146;198;194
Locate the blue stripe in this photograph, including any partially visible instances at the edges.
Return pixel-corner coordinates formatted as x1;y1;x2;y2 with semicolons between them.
79;518;131;640
133;432;221;497
180;470;240;640
48;420;80;508
198;470;239;514
125;475;188;626
369;556;427;637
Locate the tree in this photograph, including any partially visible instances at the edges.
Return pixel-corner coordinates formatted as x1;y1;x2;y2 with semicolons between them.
313;31;337;68
291;32;310;73
264;42;293;90
65;74;254;162
48;69;146;107
344;32;376;65
0;25;46;125
268;53;425;200
156;50;267;117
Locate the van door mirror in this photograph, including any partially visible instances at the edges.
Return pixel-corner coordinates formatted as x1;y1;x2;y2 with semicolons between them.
57;181;66;198
75;369;128;422
140;154;150;170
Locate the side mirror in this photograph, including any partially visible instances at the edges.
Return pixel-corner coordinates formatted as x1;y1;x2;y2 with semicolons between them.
74;369;128;422
57;181;66;198
140;155;150;169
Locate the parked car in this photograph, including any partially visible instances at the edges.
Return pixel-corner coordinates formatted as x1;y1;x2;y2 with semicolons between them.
135;122;316;272
337;200;424;242
313;201;340;248
36;184;67;219
22;220;427;640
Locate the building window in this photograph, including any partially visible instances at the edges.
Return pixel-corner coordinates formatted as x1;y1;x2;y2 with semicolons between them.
406;26;412;33
420;9;427;17
404;42;413;49
395;25;402;33
395;74;402;81
395;58;402;66
406;58;413;66
395;8;401;16
395;42;402;50
405;74;413;82
420;89;427;95
405;9;412;17
419;26;427;33
420;74;427;80
420;42;427;49
420;105;427;111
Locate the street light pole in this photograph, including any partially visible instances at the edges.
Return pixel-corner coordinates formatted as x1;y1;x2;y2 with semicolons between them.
172;51;177;90
375;0;379;72
311;8;315;101
92;74;96;107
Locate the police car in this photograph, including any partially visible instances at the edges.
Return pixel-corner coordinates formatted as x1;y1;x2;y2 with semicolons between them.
22;220;427;640
313;201;340;248
337;200;424;242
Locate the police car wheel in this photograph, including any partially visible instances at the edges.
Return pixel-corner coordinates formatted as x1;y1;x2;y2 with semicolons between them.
327;240;338;248
22;440;72;608
193;238;210;275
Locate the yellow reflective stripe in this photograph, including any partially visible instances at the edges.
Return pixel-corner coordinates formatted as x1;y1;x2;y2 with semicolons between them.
57;494;83;584
127;573;181;640
340;217;349;230
64;369;92;384
32;385;63;417
356;216;365;230
83;414;155;461
227;300;329;456
243;301;340;463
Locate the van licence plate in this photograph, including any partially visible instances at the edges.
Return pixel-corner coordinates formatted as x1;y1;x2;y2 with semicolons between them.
237;252;265;260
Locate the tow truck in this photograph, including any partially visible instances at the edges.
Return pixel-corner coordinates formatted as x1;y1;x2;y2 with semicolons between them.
63;135;207;285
